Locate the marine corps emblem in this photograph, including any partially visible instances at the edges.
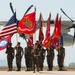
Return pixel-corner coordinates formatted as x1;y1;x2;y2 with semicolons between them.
22;18;32;28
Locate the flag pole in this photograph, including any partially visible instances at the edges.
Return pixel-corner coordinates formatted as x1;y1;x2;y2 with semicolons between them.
15;9;18;44
16;33;18;44
10;2;15;14
19;5;34;43
33;7;36;44
58;16;62;55
24;5;33;16
9;2;18;44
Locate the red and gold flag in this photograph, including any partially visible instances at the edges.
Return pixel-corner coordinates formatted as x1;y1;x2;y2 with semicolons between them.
43;14;51;48
18;11;36;34
39;13;44;42
43;36;51;48
28;35;33;47
51;14;61;46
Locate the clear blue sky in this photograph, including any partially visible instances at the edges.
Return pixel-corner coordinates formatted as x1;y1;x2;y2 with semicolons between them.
0;0;75;20
0;0;75;66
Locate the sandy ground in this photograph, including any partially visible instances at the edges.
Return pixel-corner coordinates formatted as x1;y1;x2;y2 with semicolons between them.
0;66;75;71
0;71;75;75
0;66;75;75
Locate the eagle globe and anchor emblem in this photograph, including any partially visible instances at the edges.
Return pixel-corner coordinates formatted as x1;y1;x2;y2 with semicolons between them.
22;18;32;28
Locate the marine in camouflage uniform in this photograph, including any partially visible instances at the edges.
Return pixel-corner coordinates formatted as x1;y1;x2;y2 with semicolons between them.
46;47;54;71
38;42;46;71
56;43;66;71
14;42;23;71
5;43;14;71
31;43;40;73
24;42;32;71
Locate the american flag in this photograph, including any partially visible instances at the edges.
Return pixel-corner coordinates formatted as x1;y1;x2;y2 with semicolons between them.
0;12;17;37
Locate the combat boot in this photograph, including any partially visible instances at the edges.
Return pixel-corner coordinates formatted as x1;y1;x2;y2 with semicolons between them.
33;70;35;73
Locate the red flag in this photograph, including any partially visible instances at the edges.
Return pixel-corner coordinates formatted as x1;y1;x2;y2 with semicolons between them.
0;35;11;51
39;27;44;42
28;35;33;47
43;36;51;48
39;13;44;42
46;14;51;36
18;11;36;34
43;14;51;48
52;14;59;39
51;14;61;46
